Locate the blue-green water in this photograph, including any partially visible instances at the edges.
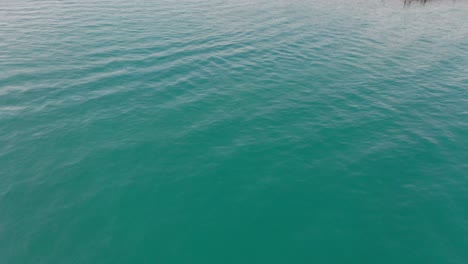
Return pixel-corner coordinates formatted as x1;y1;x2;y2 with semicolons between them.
1;0;468;263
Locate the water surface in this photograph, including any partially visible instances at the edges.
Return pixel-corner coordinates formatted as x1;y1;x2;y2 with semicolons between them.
1;0;468;263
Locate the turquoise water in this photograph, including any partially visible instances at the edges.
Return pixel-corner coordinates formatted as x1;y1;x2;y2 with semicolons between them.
1;0;468;263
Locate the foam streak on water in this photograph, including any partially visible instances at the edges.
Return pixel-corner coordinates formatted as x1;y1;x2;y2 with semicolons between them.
1;0;468;263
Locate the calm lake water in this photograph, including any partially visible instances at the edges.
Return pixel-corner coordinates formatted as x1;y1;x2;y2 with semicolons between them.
1;0;467;263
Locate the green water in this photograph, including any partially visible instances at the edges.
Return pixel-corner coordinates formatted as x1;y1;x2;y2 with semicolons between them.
1;0;468;263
